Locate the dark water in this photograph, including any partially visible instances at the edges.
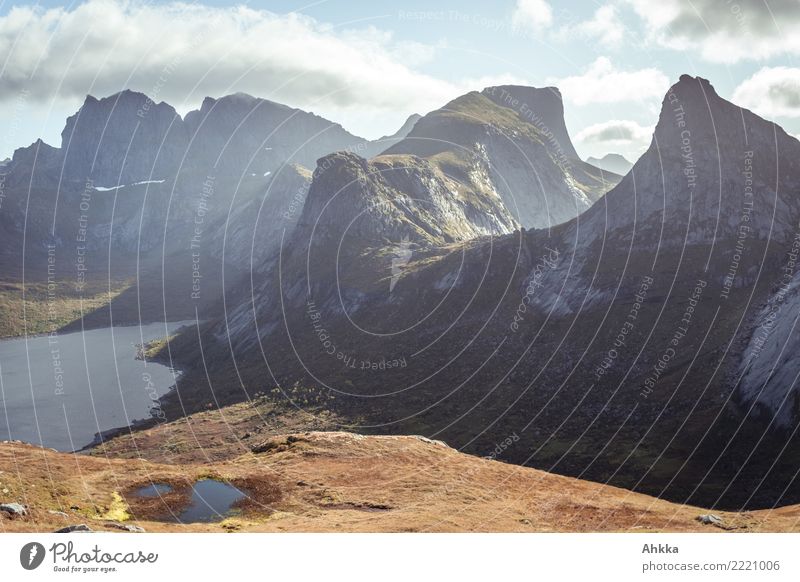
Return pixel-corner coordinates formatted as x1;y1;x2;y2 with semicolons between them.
135;483;174;497
0;321;193;451
132;479;246;522
178;480;246;523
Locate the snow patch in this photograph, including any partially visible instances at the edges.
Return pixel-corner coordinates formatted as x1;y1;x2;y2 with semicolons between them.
94;179;165;191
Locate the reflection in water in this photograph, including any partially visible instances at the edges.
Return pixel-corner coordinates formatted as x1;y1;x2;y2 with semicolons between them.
177;480;246;523
134;483;174;498
133;480;246;523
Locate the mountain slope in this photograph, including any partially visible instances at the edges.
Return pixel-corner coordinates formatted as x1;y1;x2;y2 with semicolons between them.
360;113;423;158
0;90;368;263
384;85;619;229
0;90;373;333
202;83;619;353
166;75;800;510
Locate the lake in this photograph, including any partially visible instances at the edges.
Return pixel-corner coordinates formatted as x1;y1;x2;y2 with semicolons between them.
0;321;194;451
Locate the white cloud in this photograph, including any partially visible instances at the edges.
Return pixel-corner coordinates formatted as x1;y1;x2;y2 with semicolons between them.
575;5;625;47
512;0;553;33
575;119;653;147
733;67;800;119
0;0;473;138
628;0;800;63
551;57;669;106
575;119;653;161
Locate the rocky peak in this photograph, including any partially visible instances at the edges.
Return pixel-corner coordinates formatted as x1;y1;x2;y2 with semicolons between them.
383;85;616;229
10;138;59;166
183;92;293;127
481;84;578;159
182;93;365;175
297;151;413;246
60;90;187;185
581;74;800;244
295;150;517;249
5;139;62;189
62;90;182;145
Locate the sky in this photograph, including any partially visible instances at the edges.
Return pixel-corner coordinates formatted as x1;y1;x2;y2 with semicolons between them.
0;0;799;162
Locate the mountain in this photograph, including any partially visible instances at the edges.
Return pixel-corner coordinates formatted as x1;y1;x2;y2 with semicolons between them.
0;90;373;329
206;163;313;272
363;113;423;157
60;90;188;187
181;92;367;177
0;90;391;341
196;82;624;354
0;90;529;280
0;89;368;249
298;150;519;247
383;85;620;229
165;75;800;510
586;153;633;175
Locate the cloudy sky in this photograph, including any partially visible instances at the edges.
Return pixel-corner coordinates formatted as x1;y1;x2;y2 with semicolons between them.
0;0;799;161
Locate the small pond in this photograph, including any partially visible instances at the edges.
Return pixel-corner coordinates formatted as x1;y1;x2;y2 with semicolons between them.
133;479;247;523
135;483;174;498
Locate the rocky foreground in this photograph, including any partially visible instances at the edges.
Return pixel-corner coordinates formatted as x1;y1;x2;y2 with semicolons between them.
1;404;799;532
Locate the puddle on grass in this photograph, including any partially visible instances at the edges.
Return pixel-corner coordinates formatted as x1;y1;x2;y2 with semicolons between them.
132;479;247;523
178;479;246;523
178;480;246;523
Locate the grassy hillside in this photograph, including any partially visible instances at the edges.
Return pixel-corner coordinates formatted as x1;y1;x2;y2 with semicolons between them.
0;279;129;339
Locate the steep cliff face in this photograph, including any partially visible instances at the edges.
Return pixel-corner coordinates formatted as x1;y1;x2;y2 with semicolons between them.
384;85;618;229
738;271;800;428
207;163;313;272
481;85;579;159
297;151;517;248
182;93;367;177
60;90;188;186
579;75;800;244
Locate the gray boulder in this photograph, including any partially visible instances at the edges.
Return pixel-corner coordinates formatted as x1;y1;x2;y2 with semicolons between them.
0;502;27;516
696;514;723;525
107;522;145;532
54;524;93;533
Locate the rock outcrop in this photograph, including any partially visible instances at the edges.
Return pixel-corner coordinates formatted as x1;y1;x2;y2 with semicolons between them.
384;85;619;228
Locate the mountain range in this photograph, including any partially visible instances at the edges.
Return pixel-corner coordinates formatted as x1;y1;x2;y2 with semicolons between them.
158;74;800;510
0;84;616;327
3;73;800;512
